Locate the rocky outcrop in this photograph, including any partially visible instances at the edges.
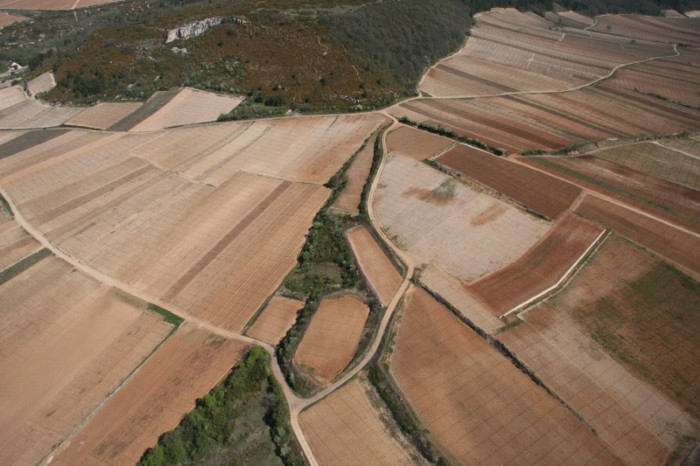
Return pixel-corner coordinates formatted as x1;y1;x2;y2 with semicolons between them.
165;17;223;44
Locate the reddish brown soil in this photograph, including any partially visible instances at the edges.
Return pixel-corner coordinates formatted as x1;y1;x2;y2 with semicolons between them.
575;194;700;276
247;296;303;345
52;324;248;465
385;125;455;160
346;225;402;305
469;214;604;315
390;287;621;464
437;145;581;219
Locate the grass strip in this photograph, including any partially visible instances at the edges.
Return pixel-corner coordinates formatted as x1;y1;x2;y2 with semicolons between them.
0;248;51;286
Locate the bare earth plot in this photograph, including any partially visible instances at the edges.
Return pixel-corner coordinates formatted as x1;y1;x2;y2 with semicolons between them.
0;114;385;332
373;153;549;281
0;255;174;466
0;11;28;27
27;71;56;97
469;214;604;315
0;86;27;111
659;136;700;159
0;216;41;271
0;97;82;129
128;88;242;132
346;225;402;306
300;378;421;466
295;293;369;385
574;194;700;278
52;324;249;465
247;295;304;345
521;149;700;231
420;9;671;97
590;141;700;190
500;235;699;457
592;14;700;46
66;102;143;130
436;144;581;219
385;125;455;161
390;287;621;464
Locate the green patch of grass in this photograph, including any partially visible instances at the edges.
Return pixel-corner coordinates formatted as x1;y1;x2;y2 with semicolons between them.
140;347;306;466
0;193;13;219
147;303;184;328
0;248;51;286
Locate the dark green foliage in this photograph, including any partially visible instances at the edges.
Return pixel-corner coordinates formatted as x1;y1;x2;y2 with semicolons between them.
146;303;184;327
0;249;51;286
0;194;12;218
218;99;289;121
139;347;306;466
560;0;700;16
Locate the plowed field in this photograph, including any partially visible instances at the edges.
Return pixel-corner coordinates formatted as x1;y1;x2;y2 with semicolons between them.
0;256;173;466
469;214;604;315
66;102;143;130
346;225;402;305
27;71;55;97
374;153;549;281
247;296;304;345
437;144;581;219
300;378;421;466
390;287;621;464
385;125;454;160
0;218;41;271
52;324;248;465
295;293;369;384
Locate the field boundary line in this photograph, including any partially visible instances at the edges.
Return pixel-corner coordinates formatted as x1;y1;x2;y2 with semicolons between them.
654;140;700;161
501;228;609;318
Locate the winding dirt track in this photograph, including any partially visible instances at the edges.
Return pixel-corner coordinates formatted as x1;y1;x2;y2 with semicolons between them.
2;13;698;465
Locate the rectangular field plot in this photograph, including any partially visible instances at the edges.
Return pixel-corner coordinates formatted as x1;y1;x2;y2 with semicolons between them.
523;154;700;231
331;128;382;215
295;293;369;385
574;194;700;277
0;218;41;271
385;125;455;161
437;144;581;219
390;287;620;464
52;324;248;465
0;86;27;111
246;296;304;345
375;153;550;282
346;225;402;305
469;214;604;315
510;235;700;433
66;102;143;130
0;98;82;129
300;378;421;466
0;256;174;466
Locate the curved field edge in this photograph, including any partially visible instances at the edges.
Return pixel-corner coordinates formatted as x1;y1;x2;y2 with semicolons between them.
139;347;307;466
273;124;400;397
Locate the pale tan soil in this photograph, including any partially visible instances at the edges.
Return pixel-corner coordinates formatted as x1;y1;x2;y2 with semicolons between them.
0;87;27;112
27;71;55;97
592;15;700;47
0;99;83;129
0;129;25;146
0;219;40;270
390;287;622;464
247;296;304;345
385;125;454;161
66;102;143;130
129;88;242;132
373;153;549;281
300;378;421;466
295;293;369;385
346;225;402;306
469;214;604;315
592;141;700;190
0;256;173;465
52;324;248;465
331;130;377;215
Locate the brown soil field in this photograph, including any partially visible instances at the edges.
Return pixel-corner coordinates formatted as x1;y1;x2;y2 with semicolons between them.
0;218;41;271
66;102;143;130
0;129;27;148
0;98;82;129
247;295;304;345
331;127;387;215
591;141;700;190
374;153;549;281
437;144;581;219
106;90;179;132
592;14;700;47
390;287;621;464
346;225;402;306
0;12;27;27
470;214;604;315
0;115;385;332
659;136;700;158
575;194;700;277
0;255;173;465
129;88;242;132
523;153;700;231
27;71;55;97
52;324;249;465
385;125;455;160
514;234;700;426
295;293;369;385
300;378;422;466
